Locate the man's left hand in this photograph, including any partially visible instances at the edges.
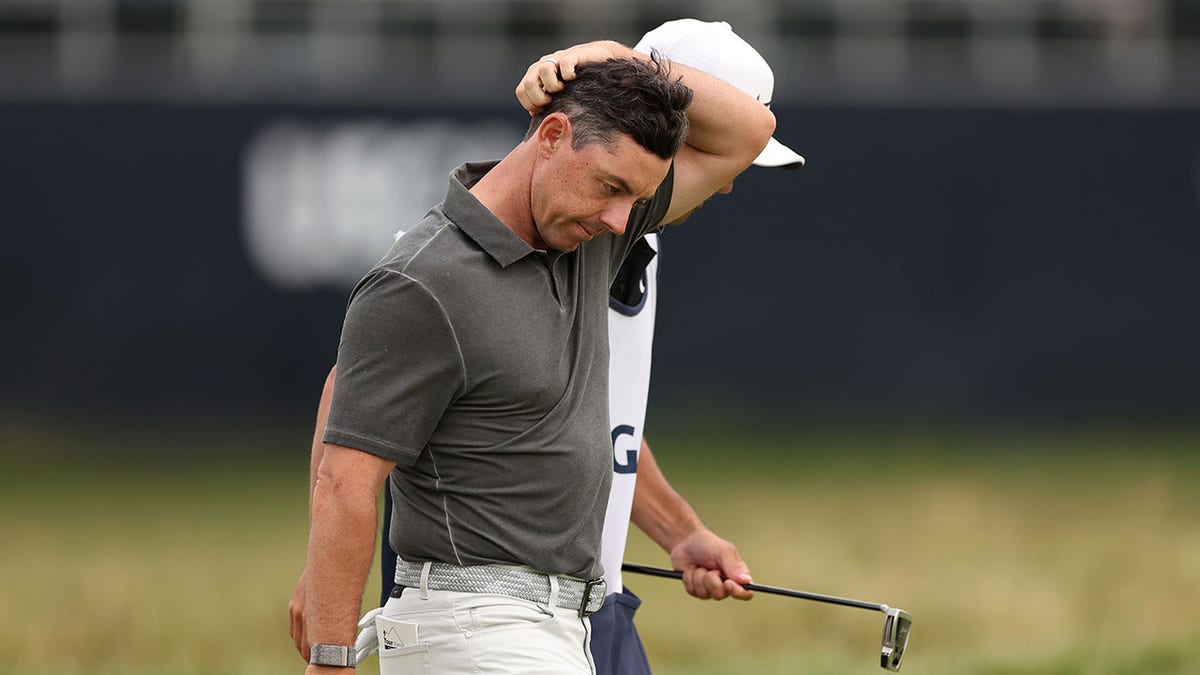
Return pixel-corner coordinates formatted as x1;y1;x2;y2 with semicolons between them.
514;40;629;114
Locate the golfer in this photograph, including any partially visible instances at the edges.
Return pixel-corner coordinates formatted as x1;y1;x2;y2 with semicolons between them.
299;40;775;674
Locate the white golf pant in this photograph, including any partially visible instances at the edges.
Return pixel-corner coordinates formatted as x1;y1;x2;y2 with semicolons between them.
377;583;595;674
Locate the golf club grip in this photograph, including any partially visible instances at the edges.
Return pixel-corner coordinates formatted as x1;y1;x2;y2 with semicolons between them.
621;562;885;612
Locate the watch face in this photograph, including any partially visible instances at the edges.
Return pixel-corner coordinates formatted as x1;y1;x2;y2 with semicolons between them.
310;644;354;667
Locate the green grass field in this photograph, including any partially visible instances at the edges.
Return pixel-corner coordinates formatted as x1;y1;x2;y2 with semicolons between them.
3;422;1199;674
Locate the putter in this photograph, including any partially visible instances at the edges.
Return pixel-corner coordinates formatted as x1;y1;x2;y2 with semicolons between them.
622;562;912;671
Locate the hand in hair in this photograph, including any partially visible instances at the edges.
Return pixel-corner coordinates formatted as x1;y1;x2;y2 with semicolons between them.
515;40;632;114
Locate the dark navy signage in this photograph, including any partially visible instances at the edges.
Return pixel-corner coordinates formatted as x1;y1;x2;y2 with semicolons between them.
6;103;1200;424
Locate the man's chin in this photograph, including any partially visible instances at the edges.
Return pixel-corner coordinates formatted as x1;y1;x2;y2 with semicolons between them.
545;236;583;253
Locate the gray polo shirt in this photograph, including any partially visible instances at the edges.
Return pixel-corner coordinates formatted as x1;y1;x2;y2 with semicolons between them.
324;160;672;580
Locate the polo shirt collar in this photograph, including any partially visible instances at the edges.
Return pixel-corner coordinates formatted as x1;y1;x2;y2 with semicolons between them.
443;161;535;268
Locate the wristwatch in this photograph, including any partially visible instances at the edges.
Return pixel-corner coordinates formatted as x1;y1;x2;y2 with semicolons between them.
309;643;356;667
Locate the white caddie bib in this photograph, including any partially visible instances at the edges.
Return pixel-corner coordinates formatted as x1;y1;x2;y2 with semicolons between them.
600;234;659;595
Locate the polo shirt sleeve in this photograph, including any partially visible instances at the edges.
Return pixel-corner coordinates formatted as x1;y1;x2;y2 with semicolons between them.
323;269;465;466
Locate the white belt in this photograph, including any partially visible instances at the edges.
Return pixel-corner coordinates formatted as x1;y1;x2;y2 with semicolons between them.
394;560;606;617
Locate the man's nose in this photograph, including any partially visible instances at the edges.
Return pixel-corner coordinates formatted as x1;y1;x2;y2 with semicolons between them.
599;205;629;236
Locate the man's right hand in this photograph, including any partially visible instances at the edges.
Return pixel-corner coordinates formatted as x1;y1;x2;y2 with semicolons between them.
669;528;755;601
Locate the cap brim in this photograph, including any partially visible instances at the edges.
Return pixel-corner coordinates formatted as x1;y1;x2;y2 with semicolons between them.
753;136;805;170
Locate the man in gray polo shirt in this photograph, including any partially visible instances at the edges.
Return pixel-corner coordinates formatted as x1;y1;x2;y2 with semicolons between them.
302;43;775;675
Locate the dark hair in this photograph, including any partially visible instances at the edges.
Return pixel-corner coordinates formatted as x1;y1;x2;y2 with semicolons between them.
525;55;692;159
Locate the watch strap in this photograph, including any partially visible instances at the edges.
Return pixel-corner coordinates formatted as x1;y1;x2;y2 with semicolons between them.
309;643;356;667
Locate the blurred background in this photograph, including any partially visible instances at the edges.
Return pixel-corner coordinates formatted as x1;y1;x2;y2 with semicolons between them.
2;1;1199;673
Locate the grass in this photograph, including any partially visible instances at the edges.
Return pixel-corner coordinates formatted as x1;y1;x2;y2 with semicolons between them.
2;421;1199;674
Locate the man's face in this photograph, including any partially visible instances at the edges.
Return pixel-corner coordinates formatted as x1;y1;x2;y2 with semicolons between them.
531;130;671;252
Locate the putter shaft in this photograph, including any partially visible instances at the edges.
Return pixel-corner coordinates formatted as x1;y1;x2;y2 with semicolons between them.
621;562;886;612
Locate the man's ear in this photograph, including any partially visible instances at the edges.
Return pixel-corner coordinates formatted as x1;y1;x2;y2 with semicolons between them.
536;113;570;158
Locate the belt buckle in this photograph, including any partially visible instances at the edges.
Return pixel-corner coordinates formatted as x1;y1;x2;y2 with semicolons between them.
579;578;605;617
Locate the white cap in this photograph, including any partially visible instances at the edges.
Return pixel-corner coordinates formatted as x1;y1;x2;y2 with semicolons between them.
634;19;804;169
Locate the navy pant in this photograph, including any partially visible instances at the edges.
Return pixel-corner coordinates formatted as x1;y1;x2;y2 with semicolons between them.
588;588;653;675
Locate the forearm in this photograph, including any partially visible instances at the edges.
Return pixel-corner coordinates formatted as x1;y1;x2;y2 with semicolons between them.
661;55;775;164
630;440;706;553
631;439;755;600
305;445;391;661
606;41;774;157
290;366;340;661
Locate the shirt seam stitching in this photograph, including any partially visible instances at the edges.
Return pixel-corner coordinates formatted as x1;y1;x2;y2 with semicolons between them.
385;224;468;565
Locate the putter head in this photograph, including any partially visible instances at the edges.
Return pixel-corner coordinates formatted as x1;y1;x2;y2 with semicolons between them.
879;607;912;671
